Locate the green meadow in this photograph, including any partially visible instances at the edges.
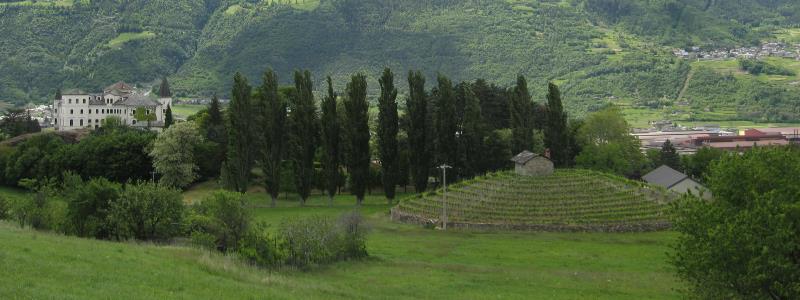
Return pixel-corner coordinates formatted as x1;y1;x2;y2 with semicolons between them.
0;185;682;299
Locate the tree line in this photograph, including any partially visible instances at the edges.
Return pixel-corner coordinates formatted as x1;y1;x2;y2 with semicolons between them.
209;68;580;205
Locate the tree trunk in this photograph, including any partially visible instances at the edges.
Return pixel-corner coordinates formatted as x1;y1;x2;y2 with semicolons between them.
270;194;277;208
328;195;334;207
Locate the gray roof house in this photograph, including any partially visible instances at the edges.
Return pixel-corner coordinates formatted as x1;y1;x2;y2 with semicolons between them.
511;150;554;176
642;165;711;199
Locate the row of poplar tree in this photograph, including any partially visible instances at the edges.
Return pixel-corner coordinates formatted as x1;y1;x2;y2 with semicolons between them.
218;68;576;206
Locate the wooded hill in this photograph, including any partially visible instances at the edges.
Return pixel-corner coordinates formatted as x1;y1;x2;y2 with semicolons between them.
2;0;800;120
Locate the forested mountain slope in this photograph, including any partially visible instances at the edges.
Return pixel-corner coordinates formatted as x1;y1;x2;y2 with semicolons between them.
1;0;799;120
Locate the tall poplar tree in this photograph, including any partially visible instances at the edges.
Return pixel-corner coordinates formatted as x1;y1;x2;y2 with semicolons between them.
205;94;226;145
288;70;318;206
223;72;255;193
435;75;458;168
407;71;429;193
164;105;174;129
255;69;286;207
344;73;370;205
321;76;340;206
459;84;487;177
377;68;399;203
510;75;534;154
544;83;569;166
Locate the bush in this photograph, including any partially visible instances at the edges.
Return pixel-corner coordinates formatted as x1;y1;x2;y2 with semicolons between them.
238;222;282;268
671;147;800;298
279;211;369;269
108;181;184;241
0;196;8;220
188;191;250;252
61;173;122;239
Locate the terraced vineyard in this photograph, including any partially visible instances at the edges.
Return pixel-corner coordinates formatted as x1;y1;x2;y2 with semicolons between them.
392;169;673;232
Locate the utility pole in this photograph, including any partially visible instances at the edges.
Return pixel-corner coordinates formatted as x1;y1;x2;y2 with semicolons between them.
438;164;452;231
150;171;157;182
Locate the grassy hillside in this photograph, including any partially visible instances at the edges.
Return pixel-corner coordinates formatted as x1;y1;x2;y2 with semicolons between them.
0;186;683;299
394;169;672;231
2;0;800;122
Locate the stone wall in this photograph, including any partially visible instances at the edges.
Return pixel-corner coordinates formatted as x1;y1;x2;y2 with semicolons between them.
516;156;554;176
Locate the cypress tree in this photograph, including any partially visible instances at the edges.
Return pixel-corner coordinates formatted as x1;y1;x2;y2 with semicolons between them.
255;69;286;207
287;70;318;206
459;84;487;177
164;105;174;128
223;72;255;193
205;94;226;144
660;139;681;170
407;71;429;193
510;75;534;154
344;73;370;205
544;83;570;166
435;75;458;168
159;77;172;98
377;68;399;204
321;76;340;206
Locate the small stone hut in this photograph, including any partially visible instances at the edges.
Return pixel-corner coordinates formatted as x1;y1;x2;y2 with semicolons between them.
511;150;554;176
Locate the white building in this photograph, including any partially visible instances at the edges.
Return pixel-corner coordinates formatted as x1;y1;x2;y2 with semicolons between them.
53;81;172;131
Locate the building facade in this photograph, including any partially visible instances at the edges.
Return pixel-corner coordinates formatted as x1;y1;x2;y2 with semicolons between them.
53;81;172;131
511;150;554;176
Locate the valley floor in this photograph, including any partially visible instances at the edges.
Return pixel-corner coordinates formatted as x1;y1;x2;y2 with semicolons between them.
0;192;682;299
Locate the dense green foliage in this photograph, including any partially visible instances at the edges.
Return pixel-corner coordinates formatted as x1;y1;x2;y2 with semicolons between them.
149;122;204;189
343;73;370;204
739;59;796;76
377;69;399;202
575;107;644;177
222;72;254;192
5;0;800;123
0;127;155;187
287;70;318;204
406;71;429;192
254;70;286;206
671;147;800;298
320;76;340;204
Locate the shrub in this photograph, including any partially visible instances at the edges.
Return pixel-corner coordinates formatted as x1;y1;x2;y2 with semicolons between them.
188;191;250;252
238;222;282;268
108;181;184;241
279;211;369;268
61;173;122;239
336;211;368;260
0;196;8;220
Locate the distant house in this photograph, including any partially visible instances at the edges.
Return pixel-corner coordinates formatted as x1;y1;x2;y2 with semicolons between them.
642;165;711;199
510;150;554;176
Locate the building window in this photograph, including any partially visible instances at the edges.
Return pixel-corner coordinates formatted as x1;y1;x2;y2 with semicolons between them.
101;109;105;114
133;120;137;125
68;99;72;104
70;109;73;114
88;109;91;114
83;99;86;104
96;119;99;123
80;109;83;114
88;119;92;123
96;109;98;114
69;120;73;126
80;119;83;126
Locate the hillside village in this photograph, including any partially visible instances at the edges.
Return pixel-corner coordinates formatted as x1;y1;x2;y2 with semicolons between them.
673;41;800;60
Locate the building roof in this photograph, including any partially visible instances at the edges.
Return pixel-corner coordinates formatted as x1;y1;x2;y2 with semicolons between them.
62;89;87;95
104;81;133;93
117;94;160;107
642;165;689;189
510;150;546;165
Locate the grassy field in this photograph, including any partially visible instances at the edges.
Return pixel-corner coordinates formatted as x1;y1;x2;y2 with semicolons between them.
107;31;157;49
0;183;682;299
171;104;205;119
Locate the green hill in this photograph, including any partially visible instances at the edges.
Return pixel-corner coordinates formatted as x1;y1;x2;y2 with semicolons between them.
2;0;800;121
393;169;672;231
